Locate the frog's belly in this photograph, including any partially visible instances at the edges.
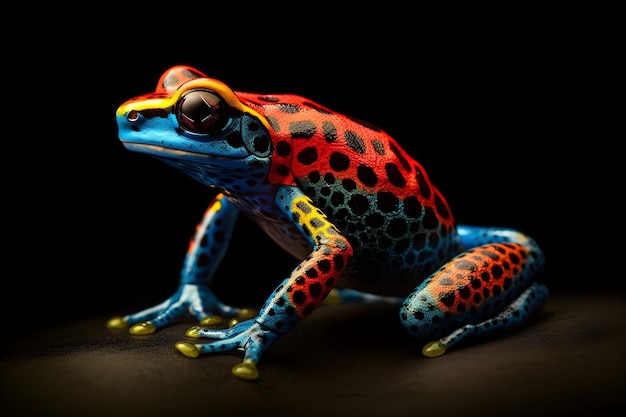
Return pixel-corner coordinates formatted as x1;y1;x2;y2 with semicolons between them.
256;219;313;261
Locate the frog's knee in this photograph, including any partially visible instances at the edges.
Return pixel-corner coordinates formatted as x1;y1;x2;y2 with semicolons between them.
398;293;445;339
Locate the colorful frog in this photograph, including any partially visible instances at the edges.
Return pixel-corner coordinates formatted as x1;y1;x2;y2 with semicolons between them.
111;65;548;380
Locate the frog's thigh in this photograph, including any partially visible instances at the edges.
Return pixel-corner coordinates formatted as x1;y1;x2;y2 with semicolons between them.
399;252;548;351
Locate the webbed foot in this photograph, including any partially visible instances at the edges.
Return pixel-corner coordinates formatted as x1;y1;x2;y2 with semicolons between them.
106;284;257;334
176;319;278;380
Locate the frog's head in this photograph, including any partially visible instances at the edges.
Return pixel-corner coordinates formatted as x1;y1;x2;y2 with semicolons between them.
116;66;273;179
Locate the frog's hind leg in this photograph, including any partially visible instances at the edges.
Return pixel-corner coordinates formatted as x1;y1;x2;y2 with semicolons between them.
399;225;548;357
421;282;548;357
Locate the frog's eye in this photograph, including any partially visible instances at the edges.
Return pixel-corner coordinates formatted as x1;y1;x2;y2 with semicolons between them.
176;89;226;134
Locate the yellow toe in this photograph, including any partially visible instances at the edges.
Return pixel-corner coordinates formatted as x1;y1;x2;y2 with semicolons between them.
232;359;259;380
106;316;127;329
200;316;224;327
129;322;156;335
185;326;202;338
175;341;200;358
237;308;257;320
422;340;447;357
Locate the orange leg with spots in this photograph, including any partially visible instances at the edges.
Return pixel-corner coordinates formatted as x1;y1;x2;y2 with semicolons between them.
399;225;548;356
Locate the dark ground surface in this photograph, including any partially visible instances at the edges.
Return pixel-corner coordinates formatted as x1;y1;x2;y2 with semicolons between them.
6;10;621;417
1;293;624;417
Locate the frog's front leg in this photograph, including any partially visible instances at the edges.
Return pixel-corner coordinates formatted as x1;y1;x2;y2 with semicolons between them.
400;226;548;356
175;187;353;380
107;193;253;334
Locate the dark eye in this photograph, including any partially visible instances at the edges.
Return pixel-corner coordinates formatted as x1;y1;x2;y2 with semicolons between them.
176;90;225;134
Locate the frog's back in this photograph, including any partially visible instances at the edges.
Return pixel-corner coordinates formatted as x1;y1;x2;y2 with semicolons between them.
238;92;461;295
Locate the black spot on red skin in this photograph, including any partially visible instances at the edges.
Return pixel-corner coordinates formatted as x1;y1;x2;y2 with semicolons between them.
329;152;350;171
389;142;411;171
276;165;290;177
357;164;378;187
297;147;318;165
317;259;331;273
276;140;291;157
414;165;431;199
458;286;471;299
491;265;503;279
494;246;507;254
309;283;323;298
385;163;407;187
292;290;306;305
470;276;482;289
503;278;512;290
441;291;455;307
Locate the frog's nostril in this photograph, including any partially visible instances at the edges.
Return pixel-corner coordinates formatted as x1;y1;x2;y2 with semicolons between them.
127;110;139;122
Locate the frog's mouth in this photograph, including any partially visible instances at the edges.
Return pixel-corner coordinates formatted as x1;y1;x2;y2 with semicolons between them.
122;143;244;160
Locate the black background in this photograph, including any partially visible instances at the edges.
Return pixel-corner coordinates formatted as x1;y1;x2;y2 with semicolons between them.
8;10;618;331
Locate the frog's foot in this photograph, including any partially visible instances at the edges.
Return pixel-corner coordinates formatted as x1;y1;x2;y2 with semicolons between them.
419;283;549;357
106;284;255;335
176;319;279;380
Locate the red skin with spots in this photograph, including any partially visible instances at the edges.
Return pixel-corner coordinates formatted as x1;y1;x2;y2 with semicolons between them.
429;243;530;315
239;91;455;228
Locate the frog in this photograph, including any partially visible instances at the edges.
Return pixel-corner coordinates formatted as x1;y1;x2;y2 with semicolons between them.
111;65;548;380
